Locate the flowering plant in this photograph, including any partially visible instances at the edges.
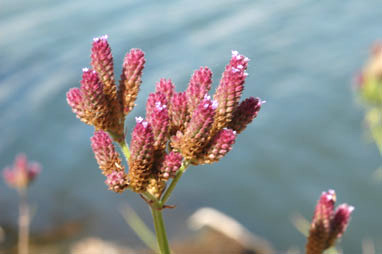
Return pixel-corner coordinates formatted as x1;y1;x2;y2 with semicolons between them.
67;35;262;253
356;43;382;153
306;190;353;254
3;154;42;254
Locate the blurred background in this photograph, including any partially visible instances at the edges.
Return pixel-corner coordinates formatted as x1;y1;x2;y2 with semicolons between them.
1;0;382;253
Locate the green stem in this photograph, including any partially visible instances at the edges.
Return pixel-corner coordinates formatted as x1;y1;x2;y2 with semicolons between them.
151;207;170;254
118;140;131;161
142;160;190;254
161;160;189;204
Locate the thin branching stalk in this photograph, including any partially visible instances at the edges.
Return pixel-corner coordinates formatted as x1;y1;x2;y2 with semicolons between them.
18;189;29;254
118;140;131;160
151;207;170;254
141;192;170;254
161;160;189;205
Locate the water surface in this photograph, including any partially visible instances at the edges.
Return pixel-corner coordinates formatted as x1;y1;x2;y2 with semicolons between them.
1;0;382;252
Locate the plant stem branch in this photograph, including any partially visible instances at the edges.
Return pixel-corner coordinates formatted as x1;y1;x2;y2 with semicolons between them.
18;189;29;254
151;206;170;254
142;160;190;254
161;160;189;205
118;140;131;161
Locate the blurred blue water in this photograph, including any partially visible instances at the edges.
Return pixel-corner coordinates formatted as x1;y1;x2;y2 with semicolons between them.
1;0;382;252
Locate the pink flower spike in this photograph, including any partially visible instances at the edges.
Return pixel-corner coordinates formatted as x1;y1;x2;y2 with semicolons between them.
67;88;89;122
146;92;168;122
186;67;212;114
146;92;169;150
128;118;155;192
79;69;109;129
90;131;124;175
2;154;42;191
130;118;155;163
312;190;336;229
155;78;175;105
186;96;216;140
213;51;250;130
329;204;354;241
306;190;353;253
169;91;189;133
229;97;262;133
91;34;116;91
195;128;236;164
80;69;104;97
178;96;216;159
119;48;146;114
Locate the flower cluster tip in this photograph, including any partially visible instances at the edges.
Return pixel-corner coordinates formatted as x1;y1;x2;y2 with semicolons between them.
67;36;263;195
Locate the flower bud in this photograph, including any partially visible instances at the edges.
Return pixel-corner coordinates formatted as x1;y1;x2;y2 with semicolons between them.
193;128;236;165
128;117;155;192
2;154;41;191
229;97;262;133
119;48;145;114
186;67;212;113
213;50;249;131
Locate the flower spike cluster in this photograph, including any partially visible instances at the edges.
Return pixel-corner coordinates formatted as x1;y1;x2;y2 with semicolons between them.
67;35;145;142
67;36;262;197
2;154;41;191
306;190;354;254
